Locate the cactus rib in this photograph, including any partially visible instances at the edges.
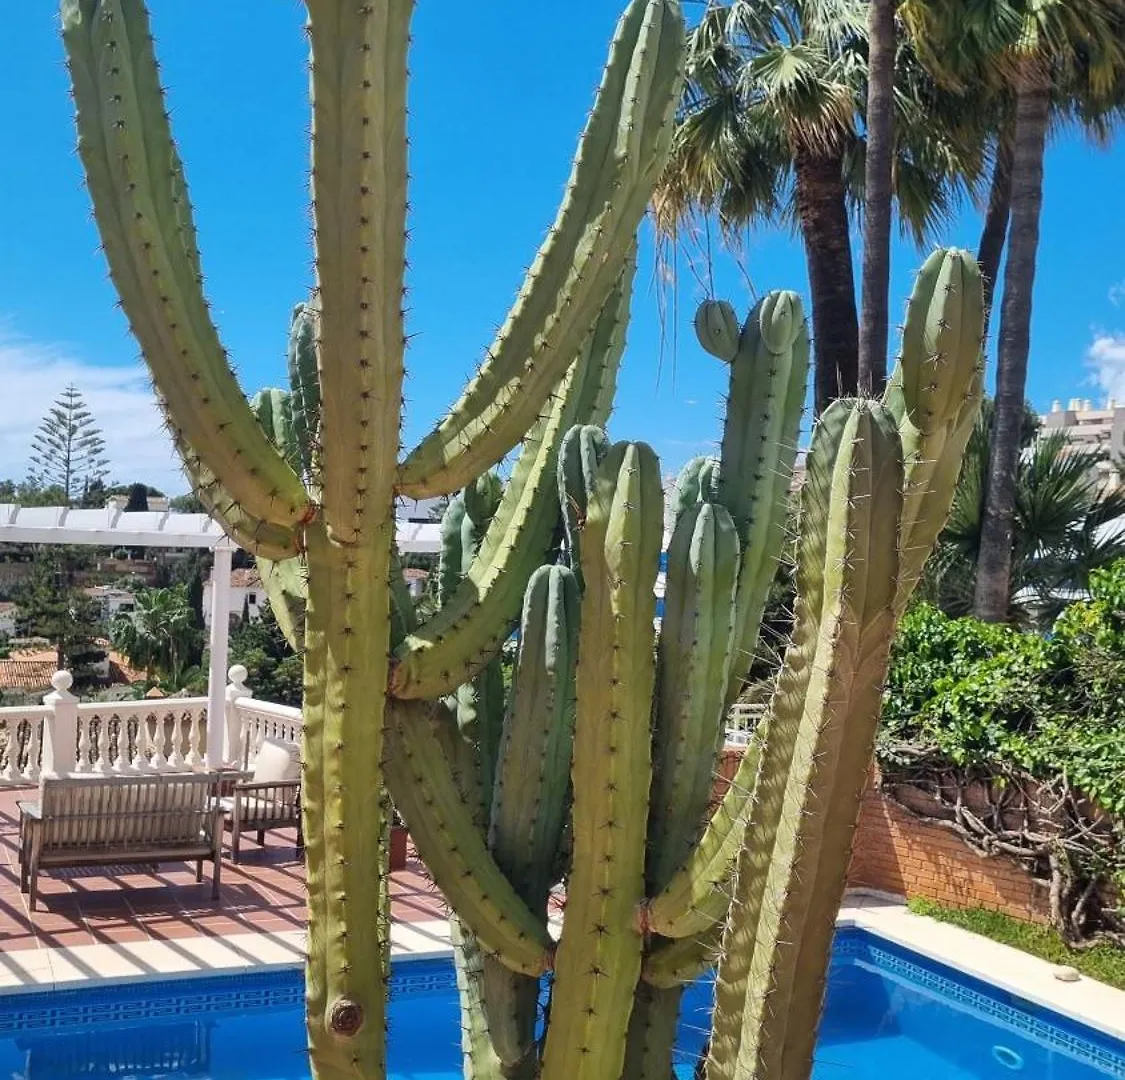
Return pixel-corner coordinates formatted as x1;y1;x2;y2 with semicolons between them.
397;1;682;498
175;439;302;562
60;0;311;531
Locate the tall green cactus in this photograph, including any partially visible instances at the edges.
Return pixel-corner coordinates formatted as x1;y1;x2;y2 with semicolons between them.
61;0;985;1077
61;2;683;1078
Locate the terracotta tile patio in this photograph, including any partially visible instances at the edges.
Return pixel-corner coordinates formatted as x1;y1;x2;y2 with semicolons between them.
0;787;447;953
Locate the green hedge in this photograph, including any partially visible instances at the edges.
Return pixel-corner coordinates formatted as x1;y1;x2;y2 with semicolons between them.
881;560;1125;817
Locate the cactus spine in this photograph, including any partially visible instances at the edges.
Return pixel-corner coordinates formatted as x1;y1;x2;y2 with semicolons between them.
62;0;985;1075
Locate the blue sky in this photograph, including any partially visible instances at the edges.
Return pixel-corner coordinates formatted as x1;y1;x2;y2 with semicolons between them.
2;2;1123;495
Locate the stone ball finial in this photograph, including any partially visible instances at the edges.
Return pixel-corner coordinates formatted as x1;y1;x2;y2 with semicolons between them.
51;670;74;693
228;664;249;687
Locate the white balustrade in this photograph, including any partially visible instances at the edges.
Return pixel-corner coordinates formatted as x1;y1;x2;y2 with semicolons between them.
0;667;301;787
74;699;209;776
234;695;304;769
0;707;47;784
726;702;767;747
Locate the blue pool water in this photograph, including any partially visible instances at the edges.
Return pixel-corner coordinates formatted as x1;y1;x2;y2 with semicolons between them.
0;929;1121;1079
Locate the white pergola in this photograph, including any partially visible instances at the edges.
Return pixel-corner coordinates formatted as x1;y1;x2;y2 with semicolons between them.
0;504;442;764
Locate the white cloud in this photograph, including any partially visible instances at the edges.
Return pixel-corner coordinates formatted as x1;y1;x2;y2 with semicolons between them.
1086;332;1125;402
0;328;187;496
1109;281;1125;307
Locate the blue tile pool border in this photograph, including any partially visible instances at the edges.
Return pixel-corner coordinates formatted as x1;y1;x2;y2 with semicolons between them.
834;928;1125;1076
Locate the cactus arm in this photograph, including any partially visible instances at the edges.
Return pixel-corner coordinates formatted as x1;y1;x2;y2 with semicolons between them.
306;0;408;545
483;564;580;1075
176;440;303;561
558;426;611;593
883;248;985;612
648;502;739;891
451;916;505;1080
300;523;394;1078
396;2;682;498
258;556;308;653
699;400;848;1080
621;983;684;1080
288;302;322;486
383;700;554;976
540;442;662;1080
641;923;724;990
716;292;809;701
644;744;755;939
60;0;310;530
705;403;903;1080
391;276;630;701
439;496;469;605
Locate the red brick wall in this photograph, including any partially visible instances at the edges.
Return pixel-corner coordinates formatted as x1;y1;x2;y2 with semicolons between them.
846;780;1050;923
711;748;1049;924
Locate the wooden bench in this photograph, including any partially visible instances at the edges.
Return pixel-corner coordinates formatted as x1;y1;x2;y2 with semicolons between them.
18;773;224;912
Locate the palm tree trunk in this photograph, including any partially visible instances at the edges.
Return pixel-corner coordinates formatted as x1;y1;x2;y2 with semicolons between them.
794;151;859;413
977;124;1014;335
972;69;1050;622
857;0;896;398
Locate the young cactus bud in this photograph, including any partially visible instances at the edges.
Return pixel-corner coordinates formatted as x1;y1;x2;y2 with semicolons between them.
286;301;321;485
438;495;468;608
695;300;740;362
558;424;611;591
669;455;720;526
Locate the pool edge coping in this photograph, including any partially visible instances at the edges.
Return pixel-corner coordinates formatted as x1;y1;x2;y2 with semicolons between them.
840;891;1125;1045
1;893;1122;1048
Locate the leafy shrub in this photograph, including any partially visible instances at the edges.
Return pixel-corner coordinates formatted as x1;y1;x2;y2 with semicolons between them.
881;562;1125;817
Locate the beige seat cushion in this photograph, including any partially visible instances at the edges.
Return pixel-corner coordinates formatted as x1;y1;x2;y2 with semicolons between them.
251;737;301;784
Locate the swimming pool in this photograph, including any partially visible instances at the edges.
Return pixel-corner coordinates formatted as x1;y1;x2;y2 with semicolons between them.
0;928;1120;1079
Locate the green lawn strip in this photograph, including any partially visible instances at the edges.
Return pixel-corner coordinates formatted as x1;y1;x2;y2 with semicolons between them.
906;898;1125;992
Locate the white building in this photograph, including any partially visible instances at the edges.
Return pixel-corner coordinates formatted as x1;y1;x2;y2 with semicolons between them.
1040;398;1125;492
202;568;264;629
83;585;137;622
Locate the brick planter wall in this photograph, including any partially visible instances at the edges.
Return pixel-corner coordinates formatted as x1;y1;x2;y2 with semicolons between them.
711;747;1050;924
846;779;1050;923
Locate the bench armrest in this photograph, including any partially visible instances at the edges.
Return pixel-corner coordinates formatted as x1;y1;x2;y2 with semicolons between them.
234;779;301;795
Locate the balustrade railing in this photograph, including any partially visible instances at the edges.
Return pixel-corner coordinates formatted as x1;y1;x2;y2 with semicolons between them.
0;706;46;784
3;664;752;789
0;667;303;787
73;699;208;775
725;701;766;747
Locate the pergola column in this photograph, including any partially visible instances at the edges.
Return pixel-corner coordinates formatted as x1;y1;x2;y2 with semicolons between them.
205;541;234;766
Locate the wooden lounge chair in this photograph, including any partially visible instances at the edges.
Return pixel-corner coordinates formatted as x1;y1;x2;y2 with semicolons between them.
18;772;223;912
219;736;302;863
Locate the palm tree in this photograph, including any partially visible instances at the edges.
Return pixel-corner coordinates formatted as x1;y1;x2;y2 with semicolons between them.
857;0;897;396
111;586;201;688
923;400;1125;623
654;0;982;412
901;0;1125;620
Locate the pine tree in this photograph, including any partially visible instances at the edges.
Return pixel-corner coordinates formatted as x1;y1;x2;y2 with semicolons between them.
28;385;109;505
15;550;106;686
